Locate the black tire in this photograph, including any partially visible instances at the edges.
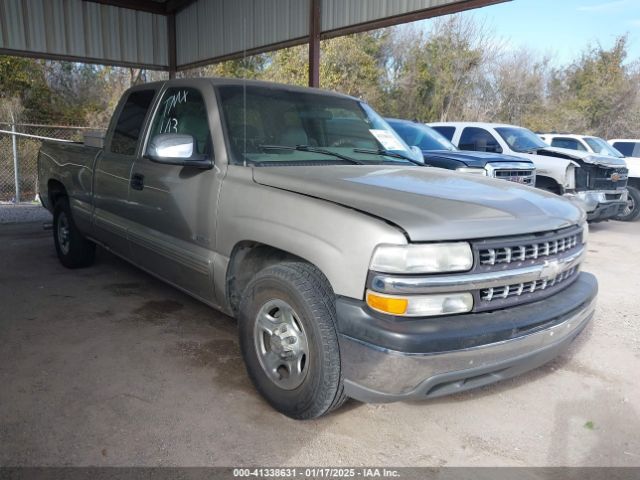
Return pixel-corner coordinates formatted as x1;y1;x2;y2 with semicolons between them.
238;262;346;419
53;198;96;268
615;185;640;222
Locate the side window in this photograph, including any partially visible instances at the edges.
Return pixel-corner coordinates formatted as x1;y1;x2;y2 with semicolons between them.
551;138;586;151
110;90;156;156
459;127;502;153
432;126;455;141
612;142;638;157
147;88;212;155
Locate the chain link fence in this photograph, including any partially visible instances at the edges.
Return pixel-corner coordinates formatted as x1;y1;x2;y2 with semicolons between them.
0;123;89;203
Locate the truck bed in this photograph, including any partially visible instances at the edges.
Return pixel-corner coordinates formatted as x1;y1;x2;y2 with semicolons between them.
38;140;101;212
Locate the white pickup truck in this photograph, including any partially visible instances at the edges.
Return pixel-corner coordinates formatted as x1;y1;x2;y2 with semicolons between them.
608;139;640;221
430;122;629;222
539;134;638;221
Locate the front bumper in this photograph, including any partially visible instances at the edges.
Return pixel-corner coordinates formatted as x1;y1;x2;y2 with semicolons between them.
337;272;597;403
586;198;627;222
564;190;627;222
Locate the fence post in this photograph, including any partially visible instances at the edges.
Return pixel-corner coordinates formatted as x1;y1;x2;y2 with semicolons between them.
11;122;20;204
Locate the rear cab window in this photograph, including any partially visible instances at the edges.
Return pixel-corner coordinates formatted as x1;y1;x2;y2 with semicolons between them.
550;137;587;151
612;142;640;157
109;89;156;156
432;126;456;141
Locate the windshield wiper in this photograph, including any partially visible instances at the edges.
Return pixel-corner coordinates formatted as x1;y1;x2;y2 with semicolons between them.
353;148;424;166
519;147;544;154
259;144;365;165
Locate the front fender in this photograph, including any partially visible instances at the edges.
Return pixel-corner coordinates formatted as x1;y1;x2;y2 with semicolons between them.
216;169;407;300
520;153;576;188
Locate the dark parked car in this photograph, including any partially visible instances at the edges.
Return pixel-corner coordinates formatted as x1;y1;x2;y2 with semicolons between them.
386;118;536;186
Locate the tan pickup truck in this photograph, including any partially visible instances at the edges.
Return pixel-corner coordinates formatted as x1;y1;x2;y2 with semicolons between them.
38;78;597;419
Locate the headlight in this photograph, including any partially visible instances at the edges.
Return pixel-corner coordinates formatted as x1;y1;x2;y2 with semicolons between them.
366;290;473;317
370;243;473;274
582;222;589;245
565;165;576;189
576;191;605;211
456;167;487;175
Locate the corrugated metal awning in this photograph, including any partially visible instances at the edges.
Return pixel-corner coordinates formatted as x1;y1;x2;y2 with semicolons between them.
0;0;508;73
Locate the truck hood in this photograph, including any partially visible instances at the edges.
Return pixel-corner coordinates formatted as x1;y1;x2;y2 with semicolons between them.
422;150;533;167
252;165;583;242
538;147;627;168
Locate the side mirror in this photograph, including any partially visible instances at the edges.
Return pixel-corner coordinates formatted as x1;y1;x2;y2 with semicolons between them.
410;145;425;163
145;133;212;169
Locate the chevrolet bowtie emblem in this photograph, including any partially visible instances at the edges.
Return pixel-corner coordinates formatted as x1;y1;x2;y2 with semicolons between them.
611;173;621;182
540;259;561;281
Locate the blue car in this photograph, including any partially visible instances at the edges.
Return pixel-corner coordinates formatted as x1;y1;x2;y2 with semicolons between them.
386;118;536;186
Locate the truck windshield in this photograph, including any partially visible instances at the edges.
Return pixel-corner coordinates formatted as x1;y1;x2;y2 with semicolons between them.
386;119;457;152
217;85;417;165
495;127;548;153
584;137;625;158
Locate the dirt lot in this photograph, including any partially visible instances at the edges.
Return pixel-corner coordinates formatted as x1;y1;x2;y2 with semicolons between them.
0;218;639;467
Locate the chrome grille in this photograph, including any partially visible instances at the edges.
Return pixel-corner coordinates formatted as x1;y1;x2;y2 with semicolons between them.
480;267;578;302
479;232;580;266
493;169;535;185
591;167;628;190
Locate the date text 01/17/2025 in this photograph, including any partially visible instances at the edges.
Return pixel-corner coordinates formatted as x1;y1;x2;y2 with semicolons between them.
232;468;400;478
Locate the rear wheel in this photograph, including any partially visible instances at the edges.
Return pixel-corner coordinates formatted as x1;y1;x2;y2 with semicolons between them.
238;262;346;419
53;198;96;268
615;185;640;222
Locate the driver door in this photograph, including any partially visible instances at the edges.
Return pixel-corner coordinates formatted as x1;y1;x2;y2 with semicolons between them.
127;85;219;303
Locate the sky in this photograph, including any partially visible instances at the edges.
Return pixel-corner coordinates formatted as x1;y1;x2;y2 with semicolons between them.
447;0;640;65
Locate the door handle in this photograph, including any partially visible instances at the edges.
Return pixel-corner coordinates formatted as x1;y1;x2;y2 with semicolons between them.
131;173;144;191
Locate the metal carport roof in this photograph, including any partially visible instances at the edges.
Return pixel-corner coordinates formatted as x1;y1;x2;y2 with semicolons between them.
0;0;509;86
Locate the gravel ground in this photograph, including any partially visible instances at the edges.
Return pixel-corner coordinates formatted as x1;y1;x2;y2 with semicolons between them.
0;220;638;467
0;203;52;225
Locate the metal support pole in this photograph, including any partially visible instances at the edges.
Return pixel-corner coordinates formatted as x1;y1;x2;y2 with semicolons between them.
11;122;20;204
308;0;321;88
168;13;177;79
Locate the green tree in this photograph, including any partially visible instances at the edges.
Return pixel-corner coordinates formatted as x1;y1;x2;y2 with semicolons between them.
549;36;639;138
0;56;54;123
320;31;388;105
201;54;269;80
264;45;308;86
383;16;493;122
485;49;551;129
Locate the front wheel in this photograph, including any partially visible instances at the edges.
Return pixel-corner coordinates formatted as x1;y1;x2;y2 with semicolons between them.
53;198;96;268
615;186;640;222
238;262;346;419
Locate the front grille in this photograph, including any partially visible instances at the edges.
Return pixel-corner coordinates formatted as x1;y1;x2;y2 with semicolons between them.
368;226;586;315
473;266;580;312
470;226;585;311
493;169;535;185
478;231;580;267
480;266;577;302
590;167;628;190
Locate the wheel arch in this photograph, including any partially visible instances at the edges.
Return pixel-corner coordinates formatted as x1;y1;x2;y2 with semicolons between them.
535;175;563;194
626;177;640;190
47;179;68;211
225;241;326;315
